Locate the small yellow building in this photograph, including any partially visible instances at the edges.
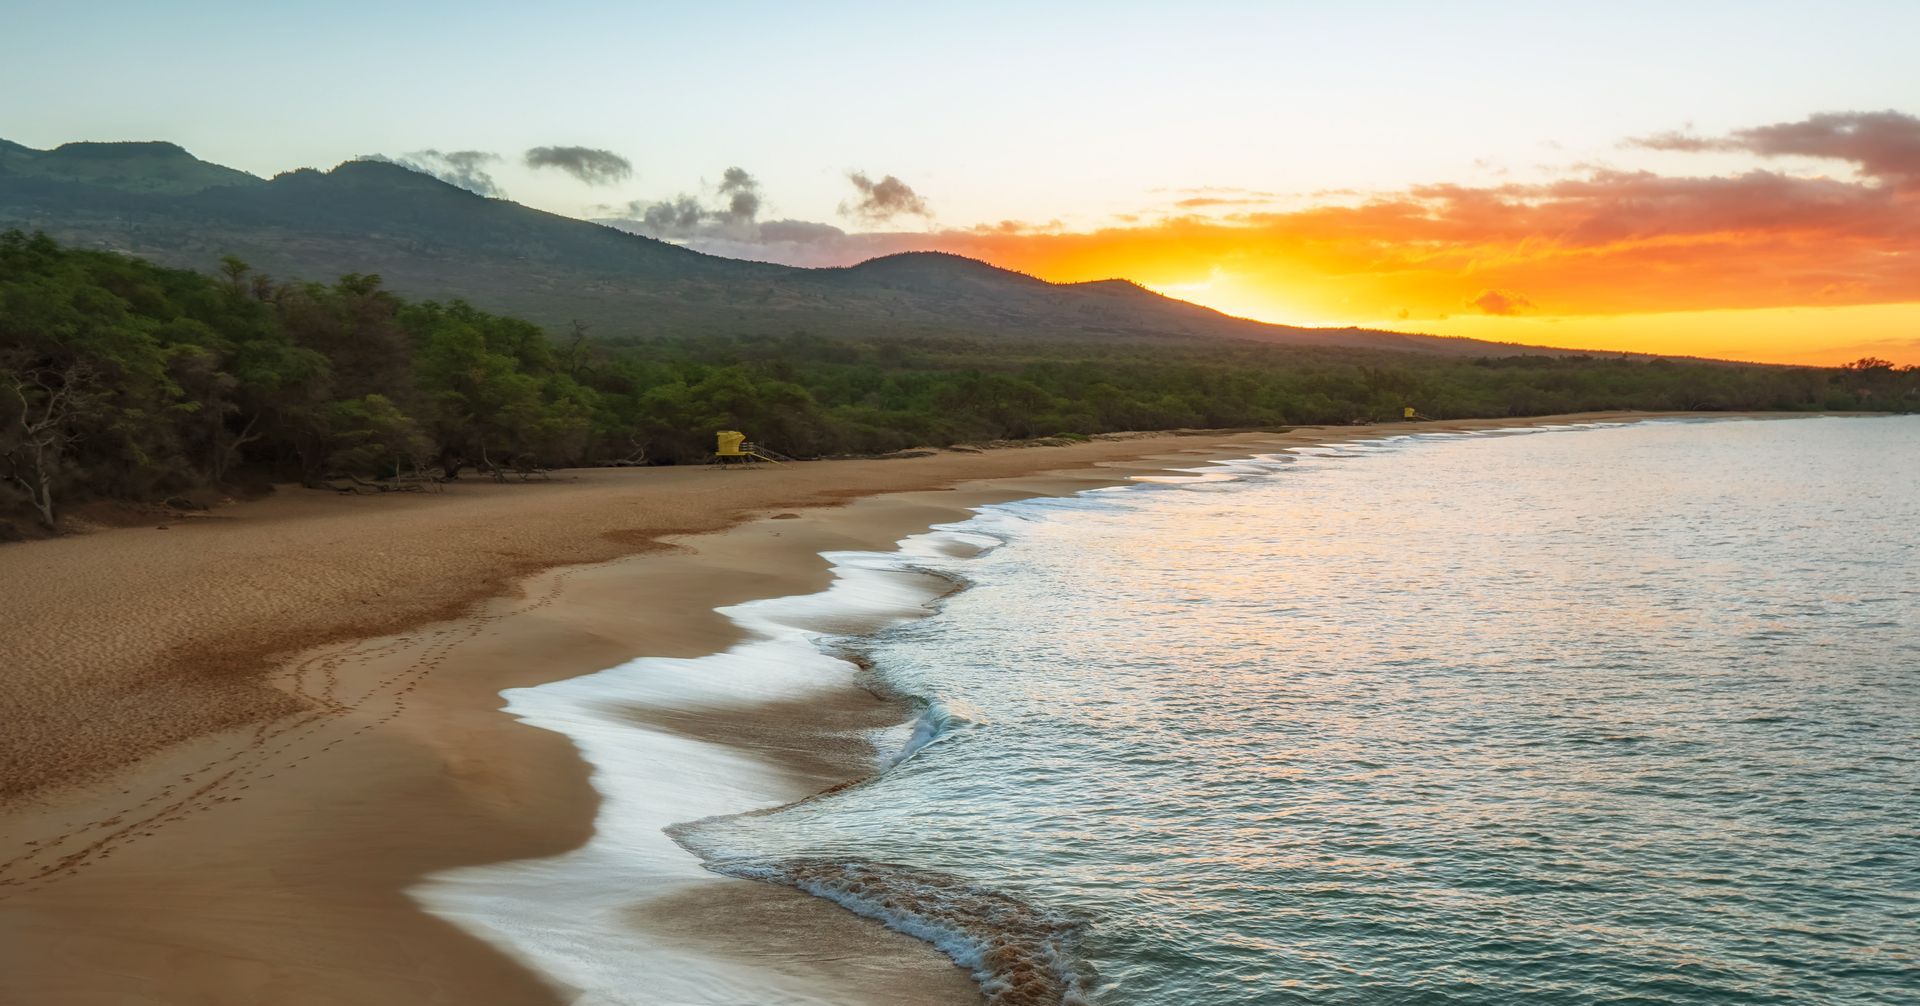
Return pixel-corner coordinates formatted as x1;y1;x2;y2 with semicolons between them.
712;430;784;465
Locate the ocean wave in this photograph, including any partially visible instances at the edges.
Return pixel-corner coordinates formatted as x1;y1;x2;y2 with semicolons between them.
715;858;1092;1006
884;696;984;768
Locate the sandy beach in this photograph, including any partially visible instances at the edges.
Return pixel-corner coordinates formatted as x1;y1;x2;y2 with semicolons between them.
0;414;1761;1004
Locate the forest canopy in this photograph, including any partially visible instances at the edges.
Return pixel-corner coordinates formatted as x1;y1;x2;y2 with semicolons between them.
3;230;1914;530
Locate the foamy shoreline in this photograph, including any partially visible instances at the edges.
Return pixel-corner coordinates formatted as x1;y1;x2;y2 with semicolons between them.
0;413;1792;1005
413;415;1757;1005
413;530;995;1003
669;414;1910;1006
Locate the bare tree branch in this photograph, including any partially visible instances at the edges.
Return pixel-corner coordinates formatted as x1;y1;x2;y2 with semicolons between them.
0;363;95;530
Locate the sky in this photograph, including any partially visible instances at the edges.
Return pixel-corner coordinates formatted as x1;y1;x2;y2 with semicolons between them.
6;1;1919;365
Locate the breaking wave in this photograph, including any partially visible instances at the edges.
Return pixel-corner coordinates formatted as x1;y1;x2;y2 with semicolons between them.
715;858;1091;1006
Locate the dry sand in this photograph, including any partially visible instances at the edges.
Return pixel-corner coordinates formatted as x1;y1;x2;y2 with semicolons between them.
0;414;1757;1004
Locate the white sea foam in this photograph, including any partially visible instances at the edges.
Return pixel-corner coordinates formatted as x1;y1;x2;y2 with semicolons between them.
412;425;1692;1004
711;858;1092;1006
410;525;989;1004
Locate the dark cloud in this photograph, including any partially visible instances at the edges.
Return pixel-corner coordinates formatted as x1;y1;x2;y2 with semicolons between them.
638;195;708;234
716;167;761;224
524;145;633;186
1468;289;1532;315
364;149;504;197
1631;111;1920;187
842;171;931;222
604;167;763;239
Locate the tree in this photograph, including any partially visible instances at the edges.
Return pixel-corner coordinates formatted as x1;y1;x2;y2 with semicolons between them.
564;320;589;379
320;394;430;475
0;363;96;529
218;255;251;292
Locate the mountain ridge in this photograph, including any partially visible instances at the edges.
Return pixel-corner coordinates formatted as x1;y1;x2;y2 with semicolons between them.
0;138;1607;357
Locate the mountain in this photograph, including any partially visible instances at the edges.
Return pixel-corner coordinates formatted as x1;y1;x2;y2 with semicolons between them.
0;140;264;196
0;139;1566;355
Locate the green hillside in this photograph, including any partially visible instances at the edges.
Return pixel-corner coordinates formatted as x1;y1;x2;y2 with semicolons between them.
0;140;263;195
0;138;1572;356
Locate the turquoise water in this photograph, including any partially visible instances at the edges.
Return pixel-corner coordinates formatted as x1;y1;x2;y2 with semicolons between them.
696;417;1920;1005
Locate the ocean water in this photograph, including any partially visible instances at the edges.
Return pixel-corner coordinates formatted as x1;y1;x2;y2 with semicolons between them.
686;417;1920;1006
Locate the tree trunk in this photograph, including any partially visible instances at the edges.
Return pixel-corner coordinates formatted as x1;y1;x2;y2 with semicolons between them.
295;439;326;488
211;413;261;485
28;464;55;529
214;412;263;483
3;367;88;530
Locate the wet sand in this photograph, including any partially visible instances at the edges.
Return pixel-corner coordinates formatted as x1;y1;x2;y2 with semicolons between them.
0;414;1760;1004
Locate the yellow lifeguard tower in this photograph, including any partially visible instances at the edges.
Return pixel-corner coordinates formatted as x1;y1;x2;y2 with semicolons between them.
711;430;787;466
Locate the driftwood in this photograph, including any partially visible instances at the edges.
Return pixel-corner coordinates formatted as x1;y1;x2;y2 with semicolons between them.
475;446;554;482
386;472;442;492
389;461;446;492
599;439;650;467
347;474;424;494
315;460;445;495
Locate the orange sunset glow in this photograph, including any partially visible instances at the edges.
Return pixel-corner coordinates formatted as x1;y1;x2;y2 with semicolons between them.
8;7;1920;1006
890;113;1920;366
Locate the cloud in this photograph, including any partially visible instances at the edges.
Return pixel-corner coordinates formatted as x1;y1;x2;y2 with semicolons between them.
967;219;1064;236
717;166;761;224
589;109;1920;352
366;149;504;197
1163;186;1279;197
1400;168;1902;248
842;171;931;222
605;150;1920;317
524;145;633;186
602;167;764;240
598;213;947;267
1173;196;1274;209
1631;110;1920;187
750;219;841;244
1468;289;1532;315
902;120;1920;323
635;195;709;235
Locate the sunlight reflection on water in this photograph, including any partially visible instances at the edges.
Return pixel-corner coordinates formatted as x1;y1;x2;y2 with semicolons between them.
696;416;1920;1006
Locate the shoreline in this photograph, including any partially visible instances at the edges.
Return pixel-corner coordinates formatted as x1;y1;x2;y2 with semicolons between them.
0;412;1804;1004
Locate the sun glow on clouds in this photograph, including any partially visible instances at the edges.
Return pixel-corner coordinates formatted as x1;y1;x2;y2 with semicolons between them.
942;216;1920;365
1072;256;1920;364
678;111;1920;366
